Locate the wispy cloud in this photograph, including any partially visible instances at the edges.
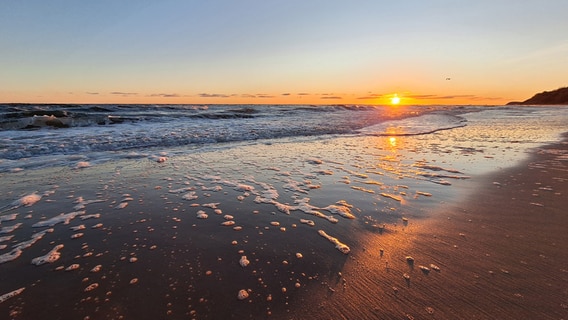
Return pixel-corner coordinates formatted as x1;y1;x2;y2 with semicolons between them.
404;94;503;102
148;93;181;98
236;93;275;99
356;92;500;102
470;96;503;101
407;94;476;100
281;93;291;96
110;91;138;96
86;92;99;95
320;96;342;100
357;93;385;100
199;93;231;98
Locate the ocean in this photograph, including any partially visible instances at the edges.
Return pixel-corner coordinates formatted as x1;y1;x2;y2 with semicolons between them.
2;104;566;172
0;104;468;170
0;104;567;319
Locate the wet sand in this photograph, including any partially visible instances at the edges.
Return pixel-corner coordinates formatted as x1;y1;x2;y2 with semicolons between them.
0;131;567;320
289;134;568;319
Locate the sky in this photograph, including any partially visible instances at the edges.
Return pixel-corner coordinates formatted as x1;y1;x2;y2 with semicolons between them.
1;0;567;105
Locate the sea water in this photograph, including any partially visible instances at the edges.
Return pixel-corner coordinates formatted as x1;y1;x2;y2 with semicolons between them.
1;104;566;173
0;104;467;171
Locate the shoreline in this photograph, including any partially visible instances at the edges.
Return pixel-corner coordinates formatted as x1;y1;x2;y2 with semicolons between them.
287;133;568;319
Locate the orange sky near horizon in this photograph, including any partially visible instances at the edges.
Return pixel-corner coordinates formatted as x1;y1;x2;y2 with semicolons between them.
0;87;539;106
1;1;567;106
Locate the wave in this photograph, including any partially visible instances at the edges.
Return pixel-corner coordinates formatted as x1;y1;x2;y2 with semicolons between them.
0;104;479;171
356;113;467;136
0;104;387;131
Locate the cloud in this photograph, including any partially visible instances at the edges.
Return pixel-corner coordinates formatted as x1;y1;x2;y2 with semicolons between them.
236;94;275;99
148;93;181;98
281;93;291;96
470;96;503;101
198;93;231;98
356;93;387;99
406;94;438;99
407;94;476;100
356;93;500;102
320;96;342;100
110;91;138;96
86;92;99;95
405;94;503;101
297;93;310;96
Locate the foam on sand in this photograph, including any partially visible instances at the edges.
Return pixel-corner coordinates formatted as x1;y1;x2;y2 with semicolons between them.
321;204;355;219
74;161;91;169
379;193;402;202
0;287;25;304
0;192;43;214
0;213;18;223
14;193;42;207
239;256;250;267
237;289;249;300
32;211;85;228
31;244;64;266
0;223;22;234
318;230;350;254
0;228;55;264
0;235;14;242
196;210;208;219
0;249;23;264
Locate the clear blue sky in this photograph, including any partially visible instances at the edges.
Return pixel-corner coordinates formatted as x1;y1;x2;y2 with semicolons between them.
1;0;567;104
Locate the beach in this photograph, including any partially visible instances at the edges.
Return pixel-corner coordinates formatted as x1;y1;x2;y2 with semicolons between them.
0;105;567;319
288;133;568;320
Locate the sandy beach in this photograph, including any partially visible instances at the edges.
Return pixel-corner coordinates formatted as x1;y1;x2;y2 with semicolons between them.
0;111;567;320
286;133;568;320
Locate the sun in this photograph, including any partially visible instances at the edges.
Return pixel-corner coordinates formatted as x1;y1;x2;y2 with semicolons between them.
390;94;401;105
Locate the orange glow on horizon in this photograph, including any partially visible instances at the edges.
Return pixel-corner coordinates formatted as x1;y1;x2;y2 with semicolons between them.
0;89;515;106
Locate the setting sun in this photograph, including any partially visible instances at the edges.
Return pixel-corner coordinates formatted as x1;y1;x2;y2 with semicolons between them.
390;94;401;105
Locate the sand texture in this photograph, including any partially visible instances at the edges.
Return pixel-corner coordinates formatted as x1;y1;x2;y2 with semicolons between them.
287;135;568;319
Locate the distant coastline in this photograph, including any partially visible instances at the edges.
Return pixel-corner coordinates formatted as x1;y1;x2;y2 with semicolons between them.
508;86;568;105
